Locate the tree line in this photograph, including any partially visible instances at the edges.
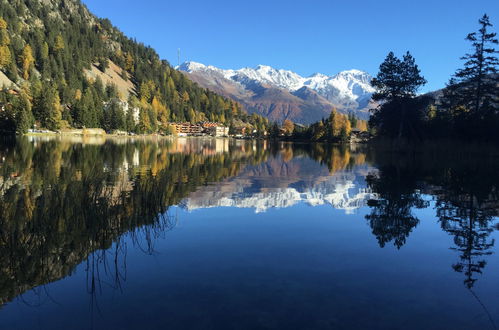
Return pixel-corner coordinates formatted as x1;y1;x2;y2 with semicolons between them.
278;110;368;142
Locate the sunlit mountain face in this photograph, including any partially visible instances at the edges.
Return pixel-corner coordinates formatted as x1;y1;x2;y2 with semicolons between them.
178;61;376;124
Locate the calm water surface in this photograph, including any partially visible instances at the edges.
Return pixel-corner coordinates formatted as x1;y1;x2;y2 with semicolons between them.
1;136;499;330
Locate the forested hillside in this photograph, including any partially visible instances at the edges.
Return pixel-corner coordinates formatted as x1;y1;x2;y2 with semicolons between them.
0;0;269;134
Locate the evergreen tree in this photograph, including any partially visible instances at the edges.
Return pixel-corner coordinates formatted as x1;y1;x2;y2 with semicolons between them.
45;85;62;131
370;51;427;139
13;90;34;134
371;51;426;101
103;99;125;132
445;14;498;116
125;107;136;132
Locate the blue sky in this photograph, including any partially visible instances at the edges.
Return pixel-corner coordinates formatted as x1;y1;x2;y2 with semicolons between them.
82;0;498;92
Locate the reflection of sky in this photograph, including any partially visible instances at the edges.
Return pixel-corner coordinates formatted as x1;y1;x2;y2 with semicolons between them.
6;201;499;329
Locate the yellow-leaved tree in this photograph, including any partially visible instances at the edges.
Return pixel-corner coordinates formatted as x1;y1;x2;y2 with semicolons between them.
152;96;170;126
125;53;134;73
0;17;10;68
20;45;35;80
0;45;11;68
54;34;65;53
0;17;7;30
282;119;294;135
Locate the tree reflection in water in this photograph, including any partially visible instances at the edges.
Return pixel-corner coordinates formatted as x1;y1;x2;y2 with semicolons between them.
0;136;263;307
365;149;499;283
365;164;428;249
1;137;499;323
365;148;499;328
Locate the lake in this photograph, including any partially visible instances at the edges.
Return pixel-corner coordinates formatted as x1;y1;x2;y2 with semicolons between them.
1;136;499;330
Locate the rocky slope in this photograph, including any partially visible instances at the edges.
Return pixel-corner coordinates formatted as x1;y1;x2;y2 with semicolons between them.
179;61;376;124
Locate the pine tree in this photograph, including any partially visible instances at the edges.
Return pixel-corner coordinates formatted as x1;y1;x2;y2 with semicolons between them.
40;42;49;60
103;99;125;132
125;106;137;132
446;14;498;116
0;29;9;46
46;85;62;131
371;51;426;102
34;84;62;130
13;90;34;134
370;51;427;139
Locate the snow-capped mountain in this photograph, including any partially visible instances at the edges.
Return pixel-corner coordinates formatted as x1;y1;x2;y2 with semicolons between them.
178;61;376;123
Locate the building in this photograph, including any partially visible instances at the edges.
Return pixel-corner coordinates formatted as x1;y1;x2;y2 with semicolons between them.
206;125;229;137
169;123;204;136
167;122;229;137
200;122;229;137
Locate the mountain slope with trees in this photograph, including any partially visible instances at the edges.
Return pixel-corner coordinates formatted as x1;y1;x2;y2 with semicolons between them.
0;0;268;134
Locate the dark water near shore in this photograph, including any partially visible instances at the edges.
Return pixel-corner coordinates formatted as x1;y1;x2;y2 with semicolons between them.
1;136;499;330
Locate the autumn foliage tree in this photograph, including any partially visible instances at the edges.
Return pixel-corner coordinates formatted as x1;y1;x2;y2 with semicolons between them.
282;119;294;135
0;17;11;69
19;45;34;80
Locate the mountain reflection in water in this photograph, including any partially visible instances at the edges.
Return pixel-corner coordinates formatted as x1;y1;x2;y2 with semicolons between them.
1;136;499;329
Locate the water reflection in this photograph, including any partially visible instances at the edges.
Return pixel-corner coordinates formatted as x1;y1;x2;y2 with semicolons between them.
366;150;499;285
182;146;376;214
0;137;263;305
1;137;499;328
365;164;428;249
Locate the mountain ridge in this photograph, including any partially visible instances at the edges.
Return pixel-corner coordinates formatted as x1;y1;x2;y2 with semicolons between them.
178;61;376;124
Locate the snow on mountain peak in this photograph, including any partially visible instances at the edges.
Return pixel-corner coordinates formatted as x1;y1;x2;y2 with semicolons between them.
178;61;373;93
178;61;375;118
177;61;206;72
